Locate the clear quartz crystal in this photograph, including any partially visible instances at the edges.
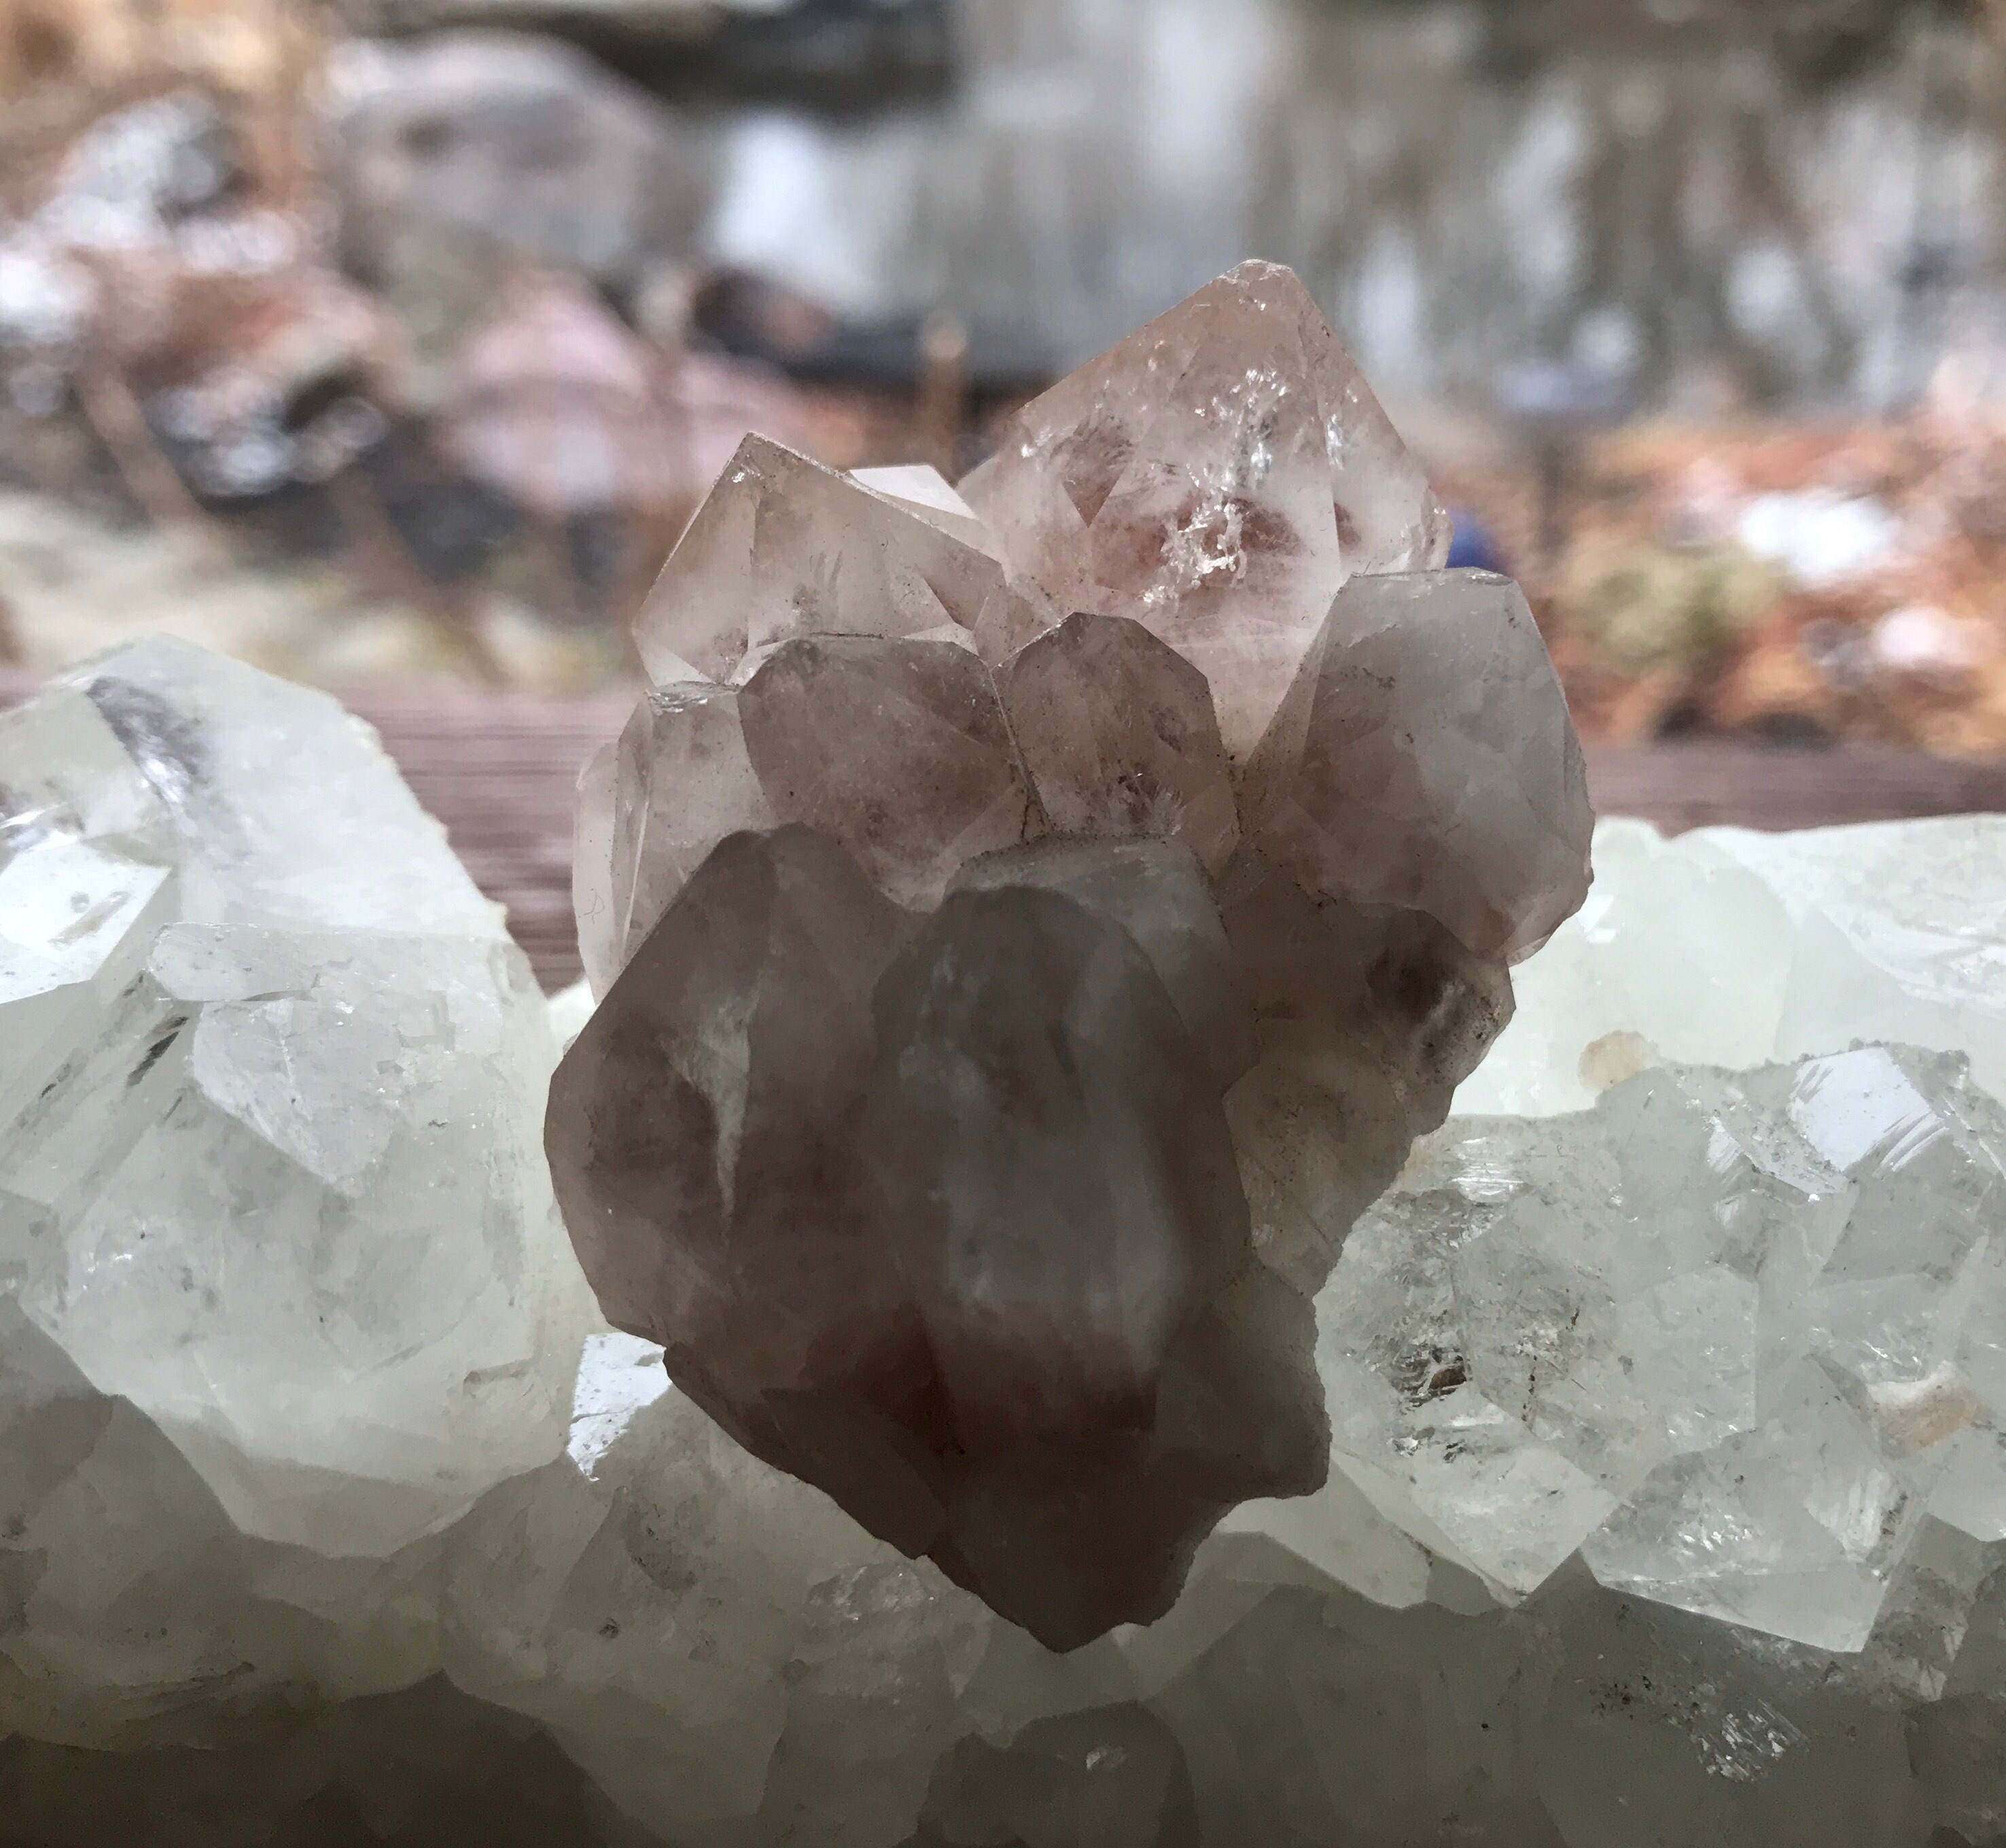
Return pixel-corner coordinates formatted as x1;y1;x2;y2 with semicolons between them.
633;434;1004;686
1458;813;2006;1118
853;463;1001;558
0;638;590;1754
1331;1044;2006;1652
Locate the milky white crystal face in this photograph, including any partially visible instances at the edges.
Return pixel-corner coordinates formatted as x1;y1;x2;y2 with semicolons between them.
853;463;1000;558
1330;1045;2006;1650
0;639;588;1566
1462;814;2006;1118
962;259;1450;758
444;1325;984;1845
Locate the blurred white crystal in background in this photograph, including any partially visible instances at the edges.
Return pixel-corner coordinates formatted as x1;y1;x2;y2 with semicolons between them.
1460;813;2006;1116
552;263;1591;1650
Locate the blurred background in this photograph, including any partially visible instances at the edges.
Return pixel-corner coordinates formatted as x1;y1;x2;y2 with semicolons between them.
6;0;2006;760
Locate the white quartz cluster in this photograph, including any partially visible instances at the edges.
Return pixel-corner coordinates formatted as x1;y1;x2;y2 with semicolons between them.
2;624;2005;1843
1333;1044;2006;1650
7;662;2006;1835
0;639;591;1749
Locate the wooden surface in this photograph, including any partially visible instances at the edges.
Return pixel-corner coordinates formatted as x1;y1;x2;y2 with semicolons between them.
9;674;2006;990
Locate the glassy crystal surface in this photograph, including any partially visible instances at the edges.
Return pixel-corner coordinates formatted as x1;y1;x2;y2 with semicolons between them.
1463;813;2006;1117
998;611;1241;875
963;260;1451;757
550;830;1326;1650
1239;570;1594;962
571;733;621;997
633;433;1005;686
557;263;1584;1648
0;637;591;1764
854;463;1001;558
1331;1044;2006;1650
1;640;586;1558
580;678;776;995
1218;850;1515;1292
739;636;1035;908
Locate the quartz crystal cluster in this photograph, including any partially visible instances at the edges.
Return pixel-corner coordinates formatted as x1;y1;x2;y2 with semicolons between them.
1333;1045;2006;1648
0;639;590;1751
7;622;2006;1843
552;261;1594;1648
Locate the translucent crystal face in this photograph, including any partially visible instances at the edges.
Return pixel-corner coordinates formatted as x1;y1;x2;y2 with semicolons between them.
1462;813;2006;1118
1239;570;1595;961
0;639;588;1566
1333;1045;2006;1652
553;264;1593;1648
962;260;1451;759
632;436;1006;686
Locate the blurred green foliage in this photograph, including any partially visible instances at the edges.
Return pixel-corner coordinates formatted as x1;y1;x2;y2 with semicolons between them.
1560;540;1782;676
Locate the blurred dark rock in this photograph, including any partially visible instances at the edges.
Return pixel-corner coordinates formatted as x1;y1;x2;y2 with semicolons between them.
689;267;1052;402
328;0;958;112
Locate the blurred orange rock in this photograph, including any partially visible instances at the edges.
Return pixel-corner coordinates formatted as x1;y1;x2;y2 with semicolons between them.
1;0;310;108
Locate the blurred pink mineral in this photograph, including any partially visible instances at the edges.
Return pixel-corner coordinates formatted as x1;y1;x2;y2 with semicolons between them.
549;262;1593;1650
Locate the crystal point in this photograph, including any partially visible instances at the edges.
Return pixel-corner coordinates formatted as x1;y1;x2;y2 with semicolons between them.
587;678;775;995
1333;1044;2006;1646
738;635;1034;908
998;610;1240;874
635;433;1004;685
965;260;1449;756
1240;569;1594;961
